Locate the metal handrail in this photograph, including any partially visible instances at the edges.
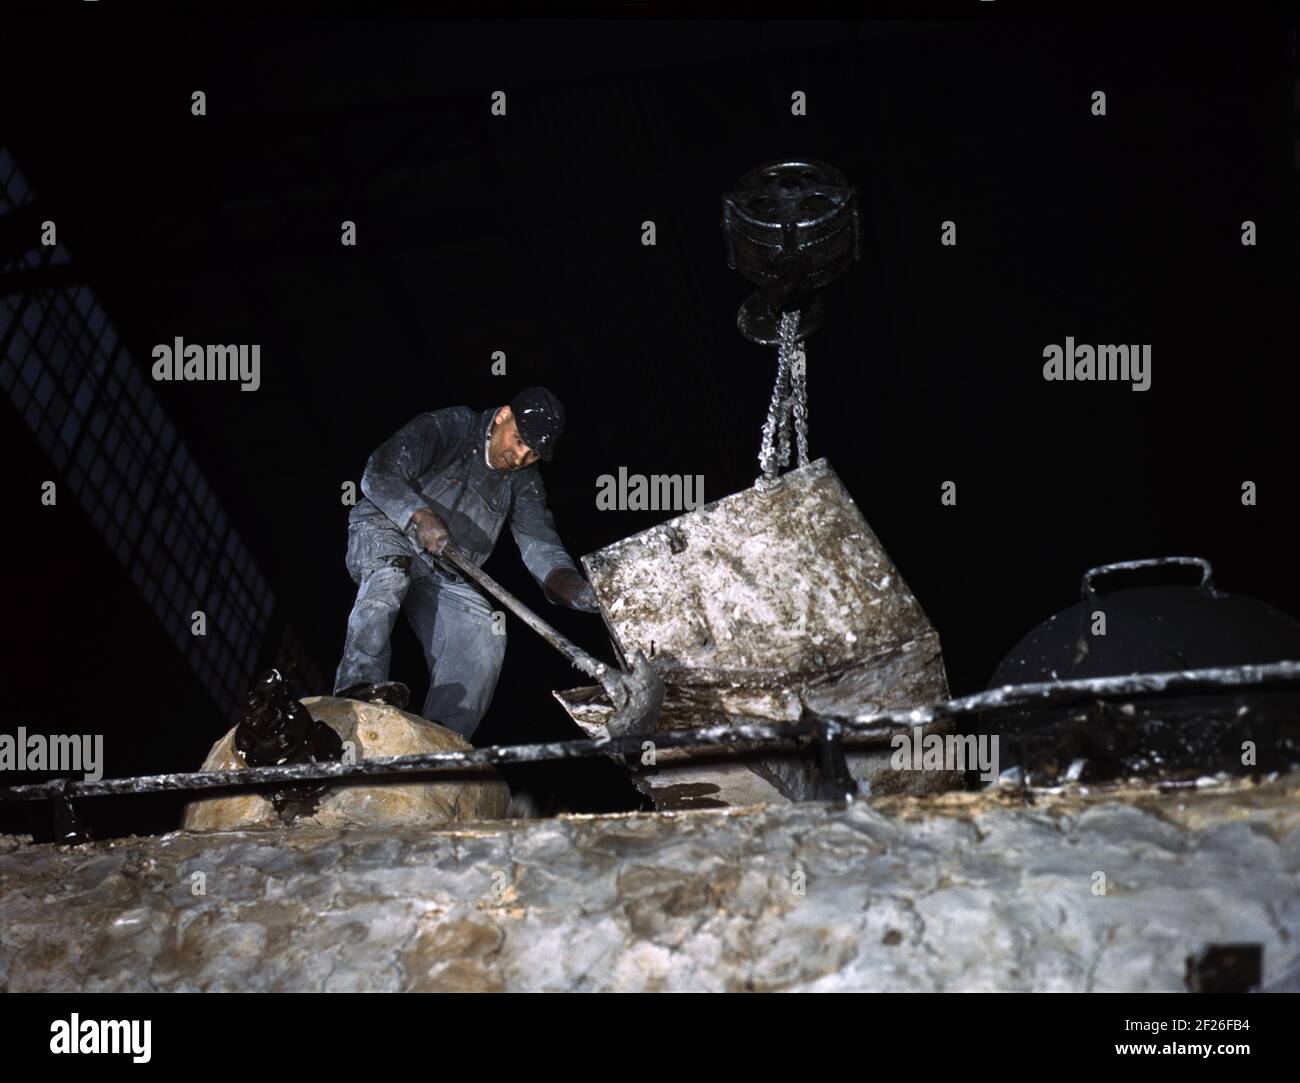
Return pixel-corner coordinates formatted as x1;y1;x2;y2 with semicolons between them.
3;659;1298;805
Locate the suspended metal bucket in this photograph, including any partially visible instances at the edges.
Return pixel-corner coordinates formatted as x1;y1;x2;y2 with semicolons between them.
554;458;956;809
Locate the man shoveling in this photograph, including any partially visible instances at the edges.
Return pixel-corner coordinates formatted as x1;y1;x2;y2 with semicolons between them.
333;387;599;739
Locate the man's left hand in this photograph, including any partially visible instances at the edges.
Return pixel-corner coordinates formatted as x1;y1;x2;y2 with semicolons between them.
544;568;600;613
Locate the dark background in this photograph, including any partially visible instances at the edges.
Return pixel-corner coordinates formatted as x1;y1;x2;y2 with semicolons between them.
2;13;1297;837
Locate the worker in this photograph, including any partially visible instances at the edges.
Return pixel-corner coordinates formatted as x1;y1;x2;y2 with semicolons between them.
332;387;598;738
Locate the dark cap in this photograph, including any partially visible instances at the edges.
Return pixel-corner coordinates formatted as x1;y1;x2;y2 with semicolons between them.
510;387;565;461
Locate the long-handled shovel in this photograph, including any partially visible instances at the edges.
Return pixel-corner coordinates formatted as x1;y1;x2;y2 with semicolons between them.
423;544;664;740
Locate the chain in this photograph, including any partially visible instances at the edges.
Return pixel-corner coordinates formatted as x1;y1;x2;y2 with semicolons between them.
757;310;810;484
791;338;809;467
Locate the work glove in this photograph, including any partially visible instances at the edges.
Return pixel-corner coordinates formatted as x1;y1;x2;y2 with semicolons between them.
544;567;600;613
409;507;450;555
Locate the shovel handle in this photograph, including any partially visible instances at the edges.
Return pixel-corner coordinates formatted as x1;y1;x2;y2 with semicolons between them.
431;544;606;683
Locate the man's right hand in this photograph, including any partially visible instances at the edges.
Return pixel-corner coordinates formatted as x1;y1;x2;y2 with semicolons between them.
409;507;450;555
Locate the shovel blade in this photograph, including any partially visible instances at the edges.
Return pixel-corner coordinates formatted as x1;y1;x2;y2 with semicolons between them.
603;650;665;740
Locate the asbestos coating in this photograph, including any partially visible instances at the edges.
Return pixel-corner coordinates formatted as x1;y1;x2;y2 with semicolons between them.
3;769;1297;992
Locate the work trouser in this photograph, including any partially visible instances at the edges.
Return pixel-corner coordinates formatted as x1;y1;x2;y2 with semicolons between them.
332;521;505;739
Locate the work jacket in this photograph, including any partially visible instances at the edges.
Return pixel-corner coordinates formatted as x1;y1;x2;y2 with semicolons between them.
348;406;578;589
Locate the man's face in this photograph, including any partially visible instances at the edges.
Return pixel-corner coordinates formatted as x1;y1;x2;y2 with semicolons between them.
488;406;540;471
